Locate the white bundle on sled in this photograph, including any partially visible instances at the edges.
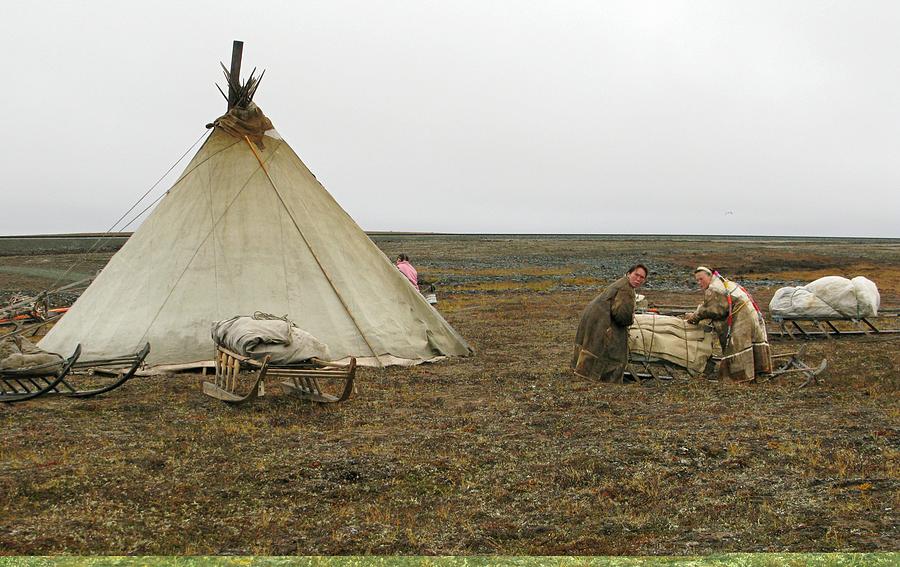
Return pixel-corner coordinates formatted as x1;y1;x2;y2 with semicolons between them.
211;314;331;364
628;313;714;373
768;276;880;320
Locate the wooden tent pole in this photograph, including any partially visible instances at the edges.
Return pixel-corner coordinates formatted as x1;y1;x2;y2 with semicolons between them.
227;40;244;110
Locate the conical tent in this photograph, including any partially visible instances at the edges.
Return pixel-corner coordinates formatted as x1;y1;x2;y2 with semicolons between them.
39;105;472;367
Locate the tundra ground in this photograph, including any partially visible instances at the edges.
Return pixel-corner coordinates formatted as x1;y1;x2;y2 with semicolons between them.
1;235;897;554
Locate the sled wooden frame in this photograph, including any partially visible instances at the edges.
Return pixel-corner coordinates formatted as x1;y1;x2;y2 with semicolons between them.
769;316;900;341
761;345;828;388
0;344;82;403
626;350;826;388
203;345;357;405
0;343;150;403
624;354;698;385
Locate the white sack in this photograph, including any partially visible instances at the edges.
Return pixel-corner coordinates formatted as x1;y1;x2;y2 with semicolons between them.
628;313;714;373
211;315;331;364
769;276;880;320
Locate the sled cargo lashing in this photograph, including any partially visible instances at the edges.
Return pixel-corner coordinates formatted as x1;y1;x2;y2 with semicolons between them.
203;346;357;405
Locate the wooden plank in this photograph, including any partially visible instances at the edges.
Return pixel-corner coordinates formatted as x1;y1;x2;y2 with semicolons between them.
815;321;833;340
235;356;243;390
792;320;810;338
265;370;351;379
227;40;244;109
781;321;793;340
861;318;880;333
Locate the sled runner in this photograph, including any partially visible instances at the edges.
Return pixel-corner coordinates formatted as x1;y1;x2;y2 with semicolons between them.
203;345;357;405
769;313;900;341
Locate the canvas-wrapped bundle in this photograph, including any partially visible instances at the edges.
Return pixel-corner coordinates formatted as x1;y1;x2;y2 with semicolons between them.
211;102;274;148
628;313;714;374
211;314;331;365
0;337;64;375
769;276;880;320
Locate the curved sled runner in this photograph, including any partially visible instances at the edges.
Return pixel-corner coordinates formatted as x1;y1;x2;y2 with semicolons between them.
203;349;271;406
204;346;357;405
60;343;151;398
0;343;150;402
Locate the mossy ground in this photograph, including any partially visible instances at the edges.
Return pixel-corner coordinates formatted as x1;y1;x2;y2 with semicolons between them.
1;236;897;555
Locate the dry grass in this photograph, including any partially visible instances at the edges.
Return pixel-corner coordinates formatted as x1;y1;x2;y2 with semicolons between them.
0;236;898;555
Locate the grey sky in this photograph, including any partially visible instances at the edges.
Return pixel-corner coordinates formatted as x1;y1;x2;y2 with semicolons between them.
3;1;898;237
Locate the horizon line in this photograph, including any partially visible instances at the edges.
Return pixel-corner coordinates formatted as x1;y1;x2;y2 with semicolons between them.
1;232;898;241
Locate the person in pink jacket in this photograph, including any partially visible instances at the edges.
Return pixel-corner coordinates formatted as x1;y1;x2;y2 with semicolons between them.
395;254;419;290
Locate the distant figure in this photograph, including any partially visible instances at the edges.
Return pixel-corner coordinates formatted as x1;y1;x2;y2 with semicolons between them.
395;254;419;290
572;264;648;382
684;267;772;381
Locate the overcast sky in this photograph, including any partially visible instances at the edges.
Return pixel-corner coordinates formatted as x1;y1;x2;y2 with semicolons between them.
3;1;898;237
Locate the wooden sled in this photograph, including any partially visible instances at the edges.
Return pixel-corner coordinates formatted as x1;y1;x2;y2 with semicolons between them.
203;346;357;405
769;314;900;341
0;344;82;403
0;343;150;402
763;345;828;388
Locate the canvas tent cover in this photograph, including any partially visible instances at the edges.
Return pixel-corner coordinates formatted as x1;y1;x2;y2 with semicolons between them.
769;276;880;320
39;106;472;367
629;313;714;373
